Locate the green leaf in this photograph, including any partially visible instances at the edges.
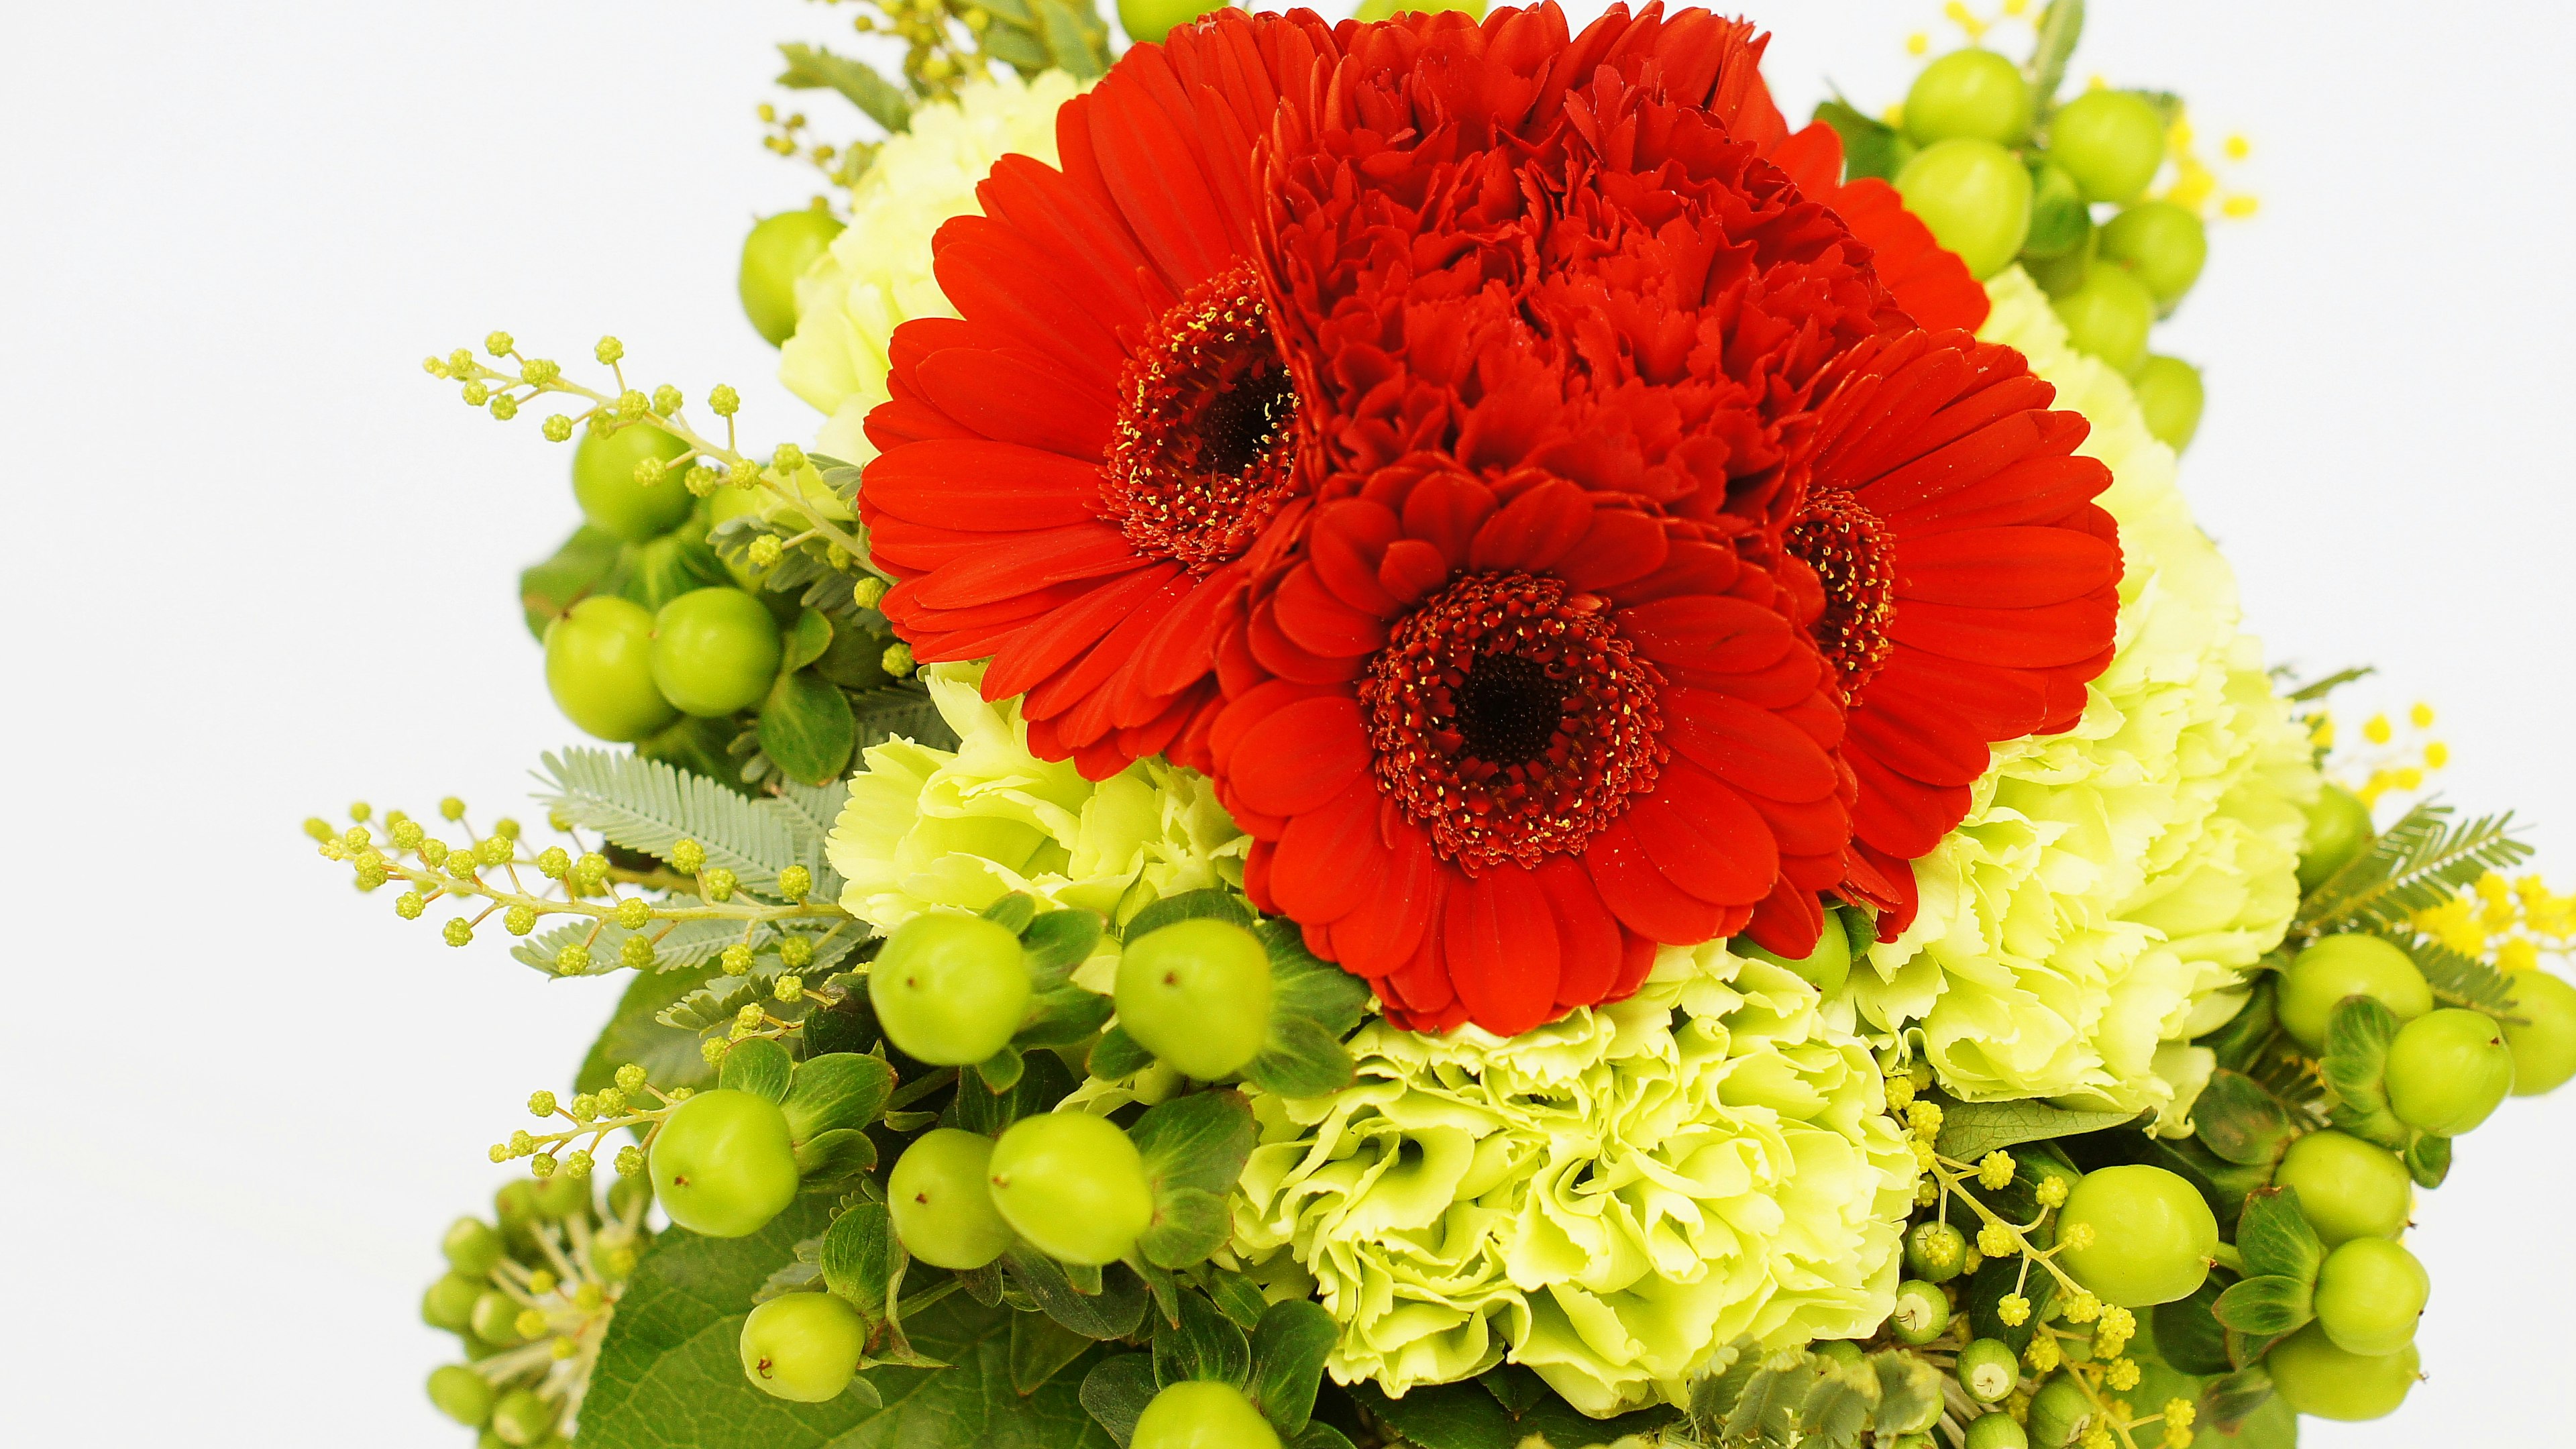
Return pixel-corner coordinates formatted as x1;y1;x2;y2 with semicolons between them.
2211;1389;2298;1448
1012;989;1115;1050
1353;1379;1679;1449
519;523;624;637
1287;1427;1358;1449
2235;1187;2325;1283
2284;664;2373;704
1242;921;1373;1097
2194;1071;2298;1167
761;671;858;787
946;1049;1073;1137
516;917;772;978
1023;910;1105;976
2024;0;2086;114
2297;800;2532;937
2319;997;2408;1151
621;533;730;613
1198;1265;1271;1332
538;748;819;893
975;1043;1026;1095
782;608;835;674
2214;1275;2312;1338
1078;1355;1158;1448
659;975;774;1034
1152;1290;1251;1389
1723;1354;1823;1446
1003;1248;1150;1340
1087;1026;1155;1082
1034;0;1108;78
1866;1351;1945;1440
782;1054;896;1142
1130;1094;1258;1265
2403;933;2522;1016
2155;1276;2237;1376
578;961;721;1098
2402;1130;2452;1188
821;1203;904;1325
2197;976;2282;1076
1812;97;1909;182
775;42;914;133
1964;1250;2057;1351
983;893;1040;934
1242;1017;1354;1099
794;1128;876;1183
1798;1358;1880;1448
1010;1311;1095;1396
1246;1299;1336;1435
1688;1340;1760;1434
1931;1098;2139;1161
1120;888;1255;941
1138;1187;1229;1271
2200;1364;2278;1436
719;1038;795;1103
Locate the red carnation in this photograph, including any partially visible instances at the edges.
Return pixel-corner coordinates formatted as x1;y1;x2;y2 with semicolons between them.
857;11;1338;779
1783;330;2122;934
1212;463;1849;1034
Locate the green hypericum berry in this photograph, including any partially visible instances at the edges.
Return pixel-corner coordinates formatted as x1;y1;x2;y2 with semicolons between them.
1895;138;2033;280
545;596;680;743
987;1111;1156;1267
2047;89;2167;205
1903;48;2031;147
535;1169;590;1220
1890;1279;1951;1344
1956;1337;2019;1403
442;1217;506;1277
2098;201;2208;307
427;1364;495;1427
1116;918;1275;1079
2049;263;2155;376
469;1289;528;1346
2277;934;2432;1053
1905;1219;1968;1282
2264;1322;2420;1422
1733;912;1853;995
488;1387;559;1447
2025;1374;2093;1448
573;423;693;544
739;1293;867;1402
649;588;784;718
2129;355;2206;453
422;1273;484;1334
1811;1339;1865;1369
2504;969;2576;1095
2274;1129;2412;1246
1963;1411;2029;1449
2314;1235;2430;1356
1131;1379;1283;1449
650;1088;802;1238
889;1129;1016;1270
2383;1008;2514;1136
2055;1165;2215;1307
1118;0;1234;45
869;913;1032;1066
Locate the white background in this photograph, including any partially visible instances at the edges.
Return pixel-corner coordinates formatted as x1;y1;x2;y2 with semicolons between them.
3;1;2568;1443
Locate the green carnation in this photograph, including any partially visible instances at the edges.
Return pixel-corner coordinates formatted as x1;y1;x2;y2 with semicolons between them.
825;663;1246;981
1847;270;2318;1126
779;70;1083;467
1230;953;1917;1417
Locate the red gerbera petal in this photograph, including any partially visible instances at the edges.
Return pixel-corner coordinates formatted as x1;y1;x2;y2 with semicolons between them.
1782;329;2124;936
858;11;1341;780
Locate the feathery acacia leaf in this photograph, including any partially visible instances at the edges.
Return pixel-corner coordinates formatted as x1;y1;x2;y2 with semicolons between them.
2296;800;2532;937
537;748;822;892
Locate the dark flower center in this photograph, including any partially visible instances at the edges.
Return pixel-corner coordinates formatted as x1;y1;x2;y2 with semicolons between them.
1099;261;1300;574
1786;489;1897;699
1360;570;1665;871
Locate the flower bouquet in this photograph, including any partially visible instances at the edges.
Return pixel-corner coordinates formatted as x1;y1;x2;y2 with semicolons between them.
326;3;2576;1447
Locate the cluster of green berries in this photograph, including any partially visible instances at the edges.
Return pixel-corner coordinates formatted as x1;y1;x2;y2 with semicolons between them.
419;1171;653;1447
1888;47;2210;452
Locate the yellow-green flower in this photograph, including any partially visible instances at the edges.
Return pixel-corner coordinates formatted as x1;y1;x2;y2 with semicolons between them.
1848;270;2318;1126
780;70;1083;467
824;663;1245;981
1230;952;1917;1417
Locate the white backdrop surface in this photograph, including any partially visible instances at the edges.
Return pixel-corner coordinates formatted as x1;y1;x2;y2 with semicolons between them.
1;1;2568;1443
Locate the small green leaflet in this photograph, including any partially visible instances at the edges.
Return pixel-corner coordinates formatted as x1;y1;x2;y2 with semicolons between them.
536;747;826;892
1931;1097;2139;1161
775;43;912;133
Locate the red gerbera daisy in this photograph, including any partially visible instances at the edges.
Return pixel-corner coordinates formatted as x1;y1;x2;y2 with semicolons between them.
1783;329;2123;934
857;11;1338;779
1211;462;1849;1034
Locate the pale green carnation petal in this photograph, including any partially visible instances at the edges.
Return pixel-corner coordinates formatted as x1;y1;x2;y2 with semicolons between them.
1230;955;1917;1417
824;663;1246;976
1847;269;2320;1127
779;70;1084;465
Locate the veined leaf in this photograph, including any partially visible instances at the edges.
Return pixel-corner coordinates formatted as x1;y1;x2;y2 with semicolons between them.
1932;1097;2139;1161
536;747;814;892
2234;1187;2324;1283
